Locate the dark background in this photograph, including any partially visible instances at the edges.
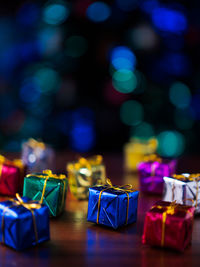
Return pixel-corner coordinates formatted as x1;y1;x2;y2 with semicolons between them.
0;0;199;157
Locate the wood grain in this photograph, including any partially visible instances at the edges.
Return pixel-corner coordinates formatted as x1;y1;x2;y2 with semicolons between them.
0;152;199;267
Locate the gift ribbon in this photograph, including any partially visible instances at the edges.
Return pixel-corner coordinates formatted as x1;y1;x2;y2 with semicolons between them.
96;179;134;225
172;174;200;207
26;170;67;206
151;201;193;247
1;193;41;244
27;138;46;150
143;154;162;163
0;155;24;178
67;155;104;189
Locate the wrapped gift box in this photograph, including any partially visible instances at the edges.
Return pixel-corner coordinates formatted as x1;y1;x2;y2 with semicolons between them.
124;137;158;172
67;155;106;200
0;155;26;196
163;173;200;214
23;170;67;217
0;194;50;250
87;179;139;229
142;200;195;251
22;138;55;173
138;155;177;195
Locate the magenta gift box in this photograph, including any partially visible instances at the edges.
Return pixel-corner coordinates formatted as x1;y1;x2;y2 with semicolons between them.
137;157;177;195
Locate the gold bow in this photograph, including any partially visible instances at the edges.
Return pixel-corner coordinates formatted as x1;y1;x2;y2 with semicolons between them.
151;202;193;247
27;138;46;150
26;170;67;206
1;194;41;244
143;154;162;163
172;174;200;207
0;155;24;178
68;155;103;172
96;179;134;225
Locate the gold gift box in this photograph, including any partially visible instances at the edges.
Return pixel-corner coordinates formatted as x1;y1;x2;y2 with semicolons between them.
124;137;158;172
66;155;106;200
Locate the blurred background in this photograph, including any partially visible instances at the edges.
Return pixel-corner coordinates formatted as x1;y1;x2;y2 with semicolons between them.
0;0;199;157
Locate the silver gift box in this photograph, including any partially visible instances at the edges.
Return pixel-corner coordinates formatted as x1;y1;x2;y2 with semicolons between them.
163;173;200;213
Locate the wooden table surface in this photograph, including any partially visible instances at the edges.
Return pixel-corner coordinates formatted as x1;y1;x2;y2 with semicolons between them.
0;152;200;267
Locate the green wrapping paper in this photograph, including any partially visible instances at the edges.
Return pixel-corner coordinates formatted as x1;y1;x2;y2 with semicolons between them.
23;170;68;217
67;155;106;200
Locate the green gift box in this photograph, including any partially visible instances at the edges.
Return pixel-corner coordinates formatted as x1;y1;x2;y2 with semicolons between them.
23;170;68;217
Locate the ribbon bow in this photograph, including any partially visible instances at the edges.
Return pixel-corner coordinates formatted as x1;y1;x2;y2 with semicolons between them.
1;194;41;244
151;201;193;247
68;155;103;172
28;138;46;150
96;179;134;225
26;170;67;206
172;173;200;207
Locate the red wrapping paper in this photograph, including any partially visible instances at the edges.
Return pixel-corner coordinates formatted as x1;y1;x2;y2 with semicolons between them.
0;160;26;196
142;201;195;251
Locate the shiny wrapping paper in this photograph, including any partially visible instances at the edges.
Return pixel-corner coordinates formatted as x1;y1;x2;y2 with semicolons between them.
0;197;50;250
124;138;158;172
22;138;55;173
23;170;68;217
67;156;106;200
138;157;177;195
142;201;195;251
0;156;26;196
87;185;139;229
163;173;200;214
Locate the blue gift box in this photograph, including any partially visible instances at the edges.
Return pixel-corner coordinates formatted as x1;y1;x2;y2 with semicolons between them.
0;196;50;250
87;186;139;229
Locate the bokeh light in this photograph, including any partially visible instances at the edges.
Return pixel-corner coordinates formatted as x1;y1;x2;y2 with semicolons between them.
16;3;39;27
65;35;88;58
169;82;191;109
86;2;111;22
157;130;185;157
130;25;158;50
19;78;41;103
120;100;144;125
130;122;154;139
110;46;136;71
112;69;137;93
34;67;60;94
152;7;187;34
43;2;70;25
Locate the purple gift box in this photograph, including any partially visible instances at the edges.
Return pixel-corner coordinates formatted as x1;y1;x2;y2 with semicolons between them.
137;156;177;195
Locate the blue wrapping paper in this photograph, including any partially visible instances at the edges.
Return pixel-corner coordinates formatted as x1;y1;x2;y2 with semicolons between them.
0;197;50;250
87;186;139;229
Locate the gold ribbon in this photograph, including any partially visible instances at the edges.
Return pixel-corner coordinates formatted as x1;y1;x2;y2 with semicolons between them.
1;193;41;244
27;138;46;150
151;202;193;247
143;154;162;163
26;170;67;206
96;179;134;225
172;174;200;207
68;155;103;172
0;155;24;178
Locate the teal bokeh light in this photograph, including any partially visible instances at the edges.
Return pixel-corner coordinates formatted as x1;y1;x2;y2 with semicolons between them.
157;130;185;157
43;2;69;25
120;100;143;125
131;122;154;139
112;69;137;93
169;82;191;109
34;67;60;94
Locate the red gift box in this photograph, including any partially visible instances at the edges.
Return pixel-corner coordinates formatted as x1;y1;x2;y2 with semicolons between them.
142;201;195;251
0;156;26;196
